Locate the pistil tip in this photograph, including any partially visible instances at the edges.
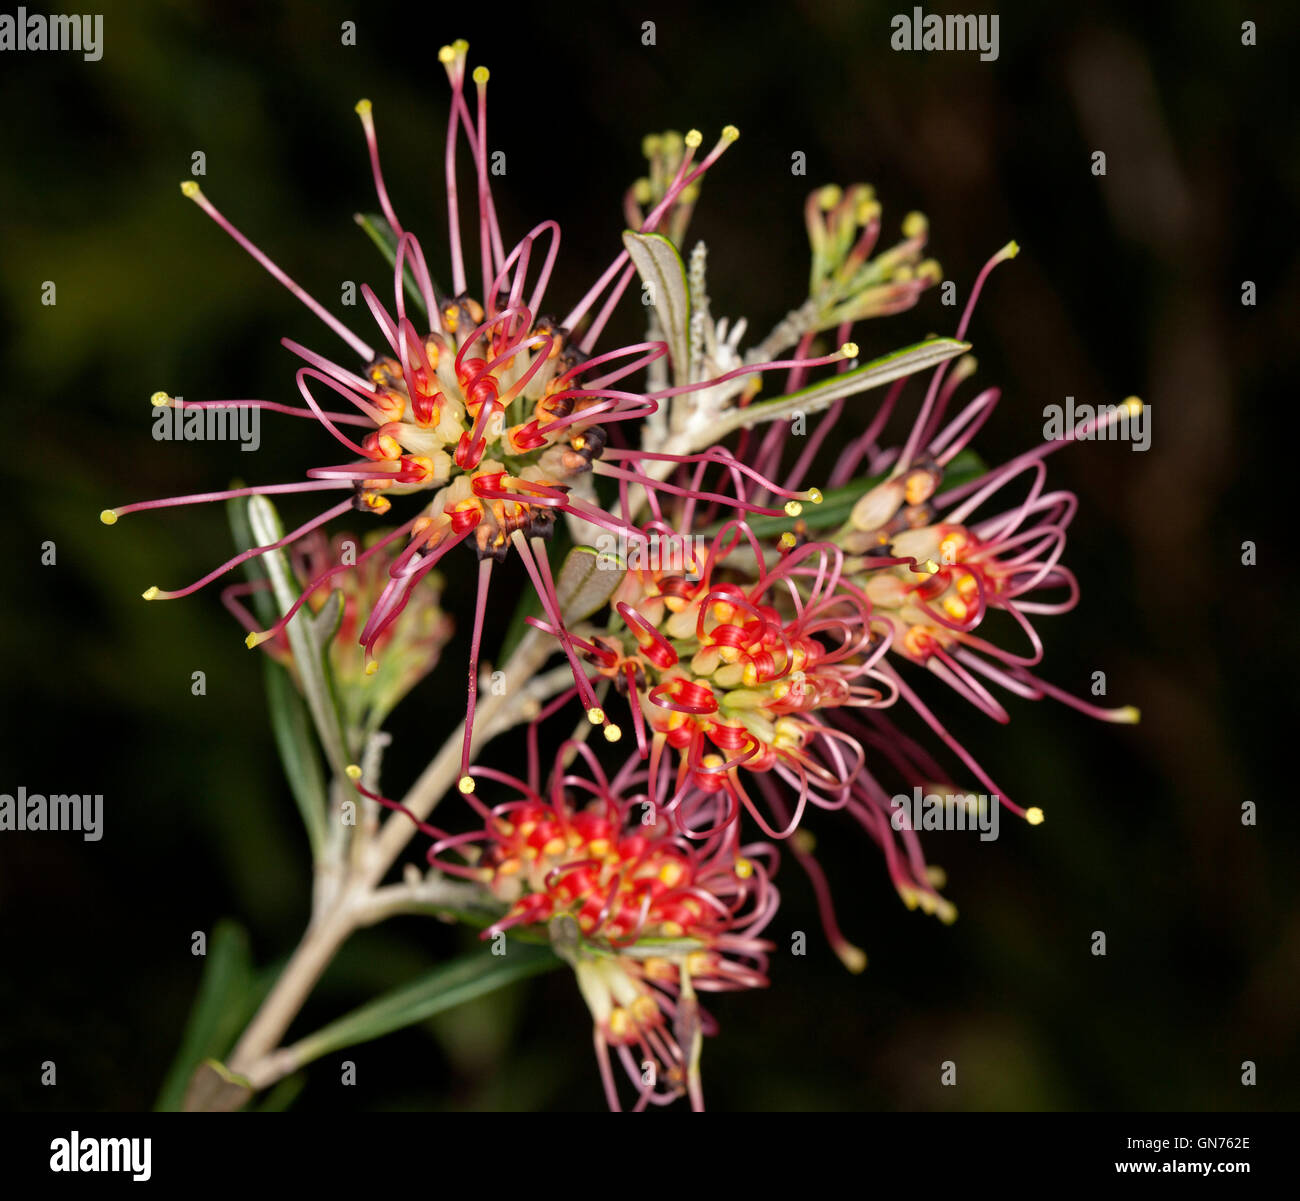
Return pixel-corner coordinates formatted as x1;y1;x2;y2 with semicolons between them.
142;586;160;600
721;124;740;142
458;775;476;795
835;942;868;974
784;500;803;517
345;763;363;780
99;509;118;526
684;129;703;149
603;724;622;743
365;660;379;676
817;184;842;209
180;180;202;200
1026;807;1045;825
918;259;944;284
472;66;489;84
354;98;372;117
840;341;859;359
586;706;605;725
150;391;171;407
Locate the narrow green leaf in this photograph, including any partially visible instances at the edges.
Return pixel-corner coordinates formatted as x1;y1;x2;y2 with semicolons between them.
287;944;560;1069
623;231;691;386
706;337;971;442
226;489;277;629
263;656;329;855
735;448;989;539
354;212;436;318
228;496;329;856
309;588;345;647
248;495;352;778
154;920;254;1112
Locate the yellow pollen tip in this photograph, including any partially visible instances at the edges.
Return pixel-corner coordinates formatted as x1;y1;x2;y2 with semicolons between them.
684;129;703;148
244;631;261;650
901;211;928;239
603;724;623;743
458;776;476;795
365;660;379;675
807;487;823;504
472;66;489;84
354;98;372;117
840;341;859;359
452;38;469;53
1002;239;1021;259
141;586;160;601
836;943;868;974
923;559;940;574
345;763;363;781
437;44;456;63
1116;705;1141;723
721;124;739;141
586;706;605;725
1123;396;1143;416
180;180;201;200
784;500;803;517
1025;807;1045;826
778;532;797;549
792;829;816;854
734;857;753;879
150;391;171;407
99;509;118;525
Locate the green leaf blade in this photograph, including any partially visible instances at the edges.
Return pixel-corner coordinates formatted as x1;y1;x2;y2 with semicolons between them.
287;944;560;1070
708;337;971;442
154;920;256;1112
623;230;692;387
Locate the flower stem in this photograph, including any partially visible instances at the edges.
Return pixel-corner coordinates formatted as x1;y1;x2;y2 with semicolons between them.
186;626;557;1108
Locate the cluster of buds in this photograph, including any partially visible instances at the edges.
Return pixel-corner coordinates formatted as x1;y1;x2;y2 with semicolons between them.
806;184;943;325
623;130;712;247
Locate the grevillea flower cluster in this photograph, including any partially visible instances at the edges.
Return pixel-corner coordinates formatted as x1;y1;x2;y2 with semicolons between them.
440;745;774;1110
108;37;1138;1110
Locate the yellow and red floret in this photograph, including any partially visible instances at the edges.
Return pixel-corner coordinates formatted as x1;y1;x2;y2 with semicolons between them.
577;522;890;838
433;750;776;1109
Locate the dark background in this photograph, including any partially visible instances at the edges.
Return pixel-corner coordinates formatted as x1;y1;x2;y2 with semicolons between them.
2;0;1296;1111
